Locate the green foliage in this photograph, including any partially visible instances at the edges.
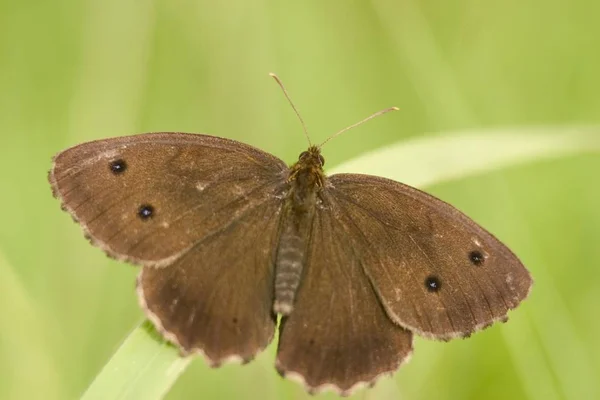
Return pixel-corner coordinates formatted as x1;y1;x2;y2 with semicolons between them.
1;1;599;399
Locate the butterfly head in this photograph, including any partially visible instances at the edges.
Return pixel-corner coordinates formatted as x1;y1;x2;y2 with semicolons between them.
289;145;325;187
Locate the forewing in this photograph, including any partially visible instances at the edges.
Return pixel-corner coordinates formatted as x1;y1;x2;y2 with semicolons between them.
276;201;413;395
138;196;282;364
49;132;288;266
326;174;533;340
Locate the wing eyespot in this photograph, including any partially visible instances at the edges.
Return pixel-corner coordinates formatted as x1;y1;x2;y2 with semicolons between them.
138;204;154;220
469;250;485;266
425;275;442;292
109;159;127;174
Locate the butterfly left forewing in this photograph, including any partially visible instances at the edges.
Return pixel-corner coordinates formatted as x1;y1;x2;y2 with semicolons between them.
326;173;533;340
49;132;288;266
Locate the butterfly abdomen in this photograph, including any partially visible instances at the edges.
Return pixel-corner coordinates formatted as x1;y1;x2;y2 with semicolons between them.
273;232;305;315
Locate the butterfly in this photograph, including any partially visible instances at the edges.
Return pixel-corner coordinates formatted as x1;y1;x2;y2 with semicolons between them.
49;74;532;395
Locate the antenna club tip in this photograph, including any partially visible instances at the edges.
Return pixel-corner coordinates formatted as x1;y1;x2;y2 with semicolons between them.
391;106;400;111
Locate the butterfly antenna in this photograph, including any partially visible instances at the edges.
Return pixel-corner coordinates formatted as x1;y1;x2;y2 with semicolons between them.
269;73;312;146
318;107;399;149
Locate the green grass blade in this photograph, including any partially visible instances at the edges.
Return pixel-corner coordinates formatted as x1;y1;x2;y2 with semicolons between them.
329;126;600;183
81;321;191;400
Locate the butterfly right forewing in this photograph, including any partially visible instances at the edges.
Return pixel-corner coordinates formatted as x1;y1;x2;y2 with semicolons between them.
325;173;533;340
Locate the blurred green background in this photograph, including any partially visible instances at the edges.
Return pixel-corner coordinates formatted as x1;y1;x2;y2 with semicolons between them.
1;1;599;399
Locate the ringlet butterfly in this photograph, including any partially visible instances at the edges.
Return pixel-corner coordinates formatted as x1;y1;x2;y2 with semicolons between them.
49;74;532;396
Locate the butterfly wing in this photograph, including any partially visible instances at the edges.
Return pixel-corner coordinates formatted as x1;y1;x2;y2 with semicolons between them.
275;200;413;395
49;132;288;266
324;173;533;340
50;132;289;362
138;196;282;363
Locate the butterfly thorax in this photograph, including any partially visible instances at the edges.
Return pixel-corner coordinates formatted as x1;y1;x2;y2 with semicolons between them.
273;146;325;315
288;145;325;191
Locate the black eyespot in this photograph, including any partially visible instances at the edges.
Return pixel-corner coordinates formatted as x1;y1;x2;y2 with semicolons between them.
109;159;127;174
318;154;325;166
425;275;441;292
138;204;154;220
309;338;315;346
232;317;238;324
299;151;309;159
469;250;485;266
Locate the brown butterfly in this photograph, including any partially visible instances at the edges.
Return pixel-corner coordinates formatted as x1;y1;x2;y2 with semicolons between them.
49;74;532;396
